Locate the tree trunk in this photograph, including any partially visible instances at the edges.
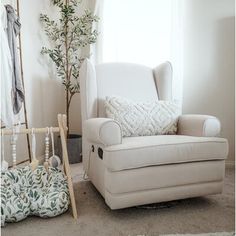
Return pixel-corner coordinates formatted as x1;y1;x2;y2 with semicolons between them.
66;89;69;137
65;0;69;138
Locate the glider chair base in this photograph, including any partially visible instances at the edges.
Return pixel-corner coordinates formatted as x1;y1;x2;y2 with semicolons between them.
87;155;225;209
105;180;223;210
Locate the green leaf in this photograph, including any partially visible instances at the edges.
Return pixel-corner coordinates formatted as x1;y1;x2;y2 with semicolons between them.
7;206;11;214
40;0;99;112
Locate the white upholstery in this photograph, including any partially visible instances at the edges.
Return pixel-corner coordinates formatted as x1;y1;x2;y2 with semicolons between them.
80;59;98;121
153;61;173;100
80;59;228;210
105;97;180;137
105;181;223;210
84;118;122;146
80;59;98;172
105;160;225;194
96;63;159;117
178;114;221;137
104;135;228;171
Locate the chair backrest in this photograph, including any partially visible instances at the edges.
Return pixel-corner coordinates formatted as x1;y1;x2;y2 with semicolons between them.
80;60;173;121
96;63;158;117
80;60;173;171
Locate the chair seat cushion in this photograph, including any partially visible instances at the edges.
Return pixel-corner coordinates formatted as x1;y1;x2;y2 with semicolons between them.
103;135;228;171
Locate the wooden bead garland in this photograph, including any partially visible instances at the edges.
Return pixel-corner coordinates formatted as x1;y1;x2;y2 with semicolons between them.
11;129;17;168
44;127;50;172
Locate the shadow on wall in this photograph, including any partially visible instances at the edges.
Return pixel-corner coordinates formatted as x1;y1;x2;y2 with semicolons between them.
29;75;64;157
197;17;235;113
182;1;235;162
2;75;63;164
214;16;235;161
30;75;61;125
70;94;82;135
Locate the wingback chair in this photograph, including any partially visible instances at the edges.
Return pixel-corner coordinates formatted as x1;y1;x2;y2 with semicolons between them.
80;59;228;209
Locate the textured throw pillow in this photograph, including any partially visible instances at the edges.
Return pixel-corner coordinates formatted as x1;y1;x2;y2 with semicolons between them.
105;96;181;137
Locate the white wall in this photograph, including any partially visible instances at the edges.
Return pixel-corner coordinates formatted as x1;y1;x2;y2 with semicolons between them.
3;0;91;164
3;0;65;164
183;0;235;164
3;0;234;165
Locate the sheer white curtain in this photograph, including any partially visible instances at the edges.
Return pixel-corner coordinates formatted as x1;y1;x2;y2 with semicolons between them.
92;0;183;104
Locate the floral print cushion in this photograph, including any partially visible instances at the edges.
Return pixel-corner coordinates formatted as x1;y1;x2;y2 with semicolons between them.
1;167;31;225
29;166;69;218
1;166;69;226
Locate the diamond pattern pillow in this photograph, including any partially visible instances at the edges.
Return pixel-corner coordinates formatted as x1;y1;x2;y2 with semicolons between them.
105;96;181;137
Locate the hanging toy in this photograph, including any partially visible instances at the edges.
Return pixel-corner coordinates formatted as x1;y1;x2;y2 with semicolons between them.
49;127;61;168
30;128;39;171
11;128;18;168
44;127;50;173
1;132;8;171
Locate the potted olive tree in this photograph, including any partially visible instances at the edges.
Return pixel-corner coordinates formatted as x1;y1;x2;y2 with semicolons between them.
40;0;99;163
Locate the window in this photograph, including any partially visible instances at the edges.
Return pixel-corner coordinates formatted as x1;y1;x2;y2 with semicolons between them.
96;0;183;102
102;0;177;67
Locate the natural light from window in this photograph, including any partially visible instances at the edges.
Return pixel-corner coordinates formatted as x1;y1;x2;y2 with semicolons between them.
102;0;173;67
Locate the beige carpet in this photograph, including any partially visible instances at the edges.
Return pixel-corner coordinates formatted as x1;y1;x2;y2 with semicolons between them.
161;233;234;236
2;168;235;236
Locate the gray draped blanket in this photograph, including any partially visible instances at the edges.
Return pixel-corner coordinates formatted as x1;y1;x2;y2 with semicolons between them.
5;4;24;114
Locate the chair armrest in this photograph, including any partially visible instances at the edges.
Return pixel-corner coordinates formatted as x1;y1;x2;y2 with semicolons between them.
178;114;221;137
84;118;122;146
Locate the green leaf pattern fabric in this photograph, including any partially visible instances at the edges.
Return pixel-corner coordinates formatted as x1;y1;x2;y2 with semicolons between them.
1;166;69;226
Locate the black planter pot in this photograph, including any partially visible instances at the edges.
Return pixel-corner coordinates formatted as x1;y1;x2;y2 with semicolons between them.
57;134;82;164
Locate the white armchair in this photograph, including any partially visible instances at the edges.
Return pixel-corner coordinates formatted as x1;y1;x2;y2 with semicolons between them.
178;114;221;137
84;118;122;146
80;59;228;209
